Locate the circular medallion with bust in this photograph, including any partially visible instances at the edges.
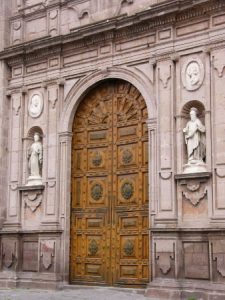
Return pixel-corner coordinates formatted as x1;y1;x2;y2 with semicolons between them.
28;93;43;118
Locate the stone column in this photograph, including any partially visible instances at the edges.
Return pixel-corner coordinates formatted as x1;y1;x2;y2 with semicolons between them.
155;58;176;223
146;118;157;228
58;131;73;283
0;0;13;227
41;82;61;227
5;91;24;228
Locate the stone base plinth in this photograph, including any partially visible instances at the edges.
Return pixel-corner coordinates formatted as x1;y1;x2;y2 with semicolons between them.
146;279;225;300
183;161;207;174
0;275;61;290
26;176;42;186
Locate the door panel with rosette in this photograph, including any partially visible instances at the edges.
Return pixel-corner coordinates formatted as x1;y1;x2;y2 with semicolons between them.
70;80;149;286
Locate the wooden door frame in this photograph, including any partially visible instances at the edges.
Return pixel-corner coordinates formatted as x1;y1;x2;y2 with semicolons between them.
58;67;157;284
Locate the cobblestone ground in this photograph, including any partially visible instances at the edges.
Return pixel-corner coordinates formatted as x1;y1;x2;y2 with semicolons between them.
0;286;158;300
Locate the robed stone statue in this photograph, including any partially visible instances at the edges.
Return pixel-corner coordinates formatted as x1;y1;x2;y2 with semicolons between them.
27;132;43;185
183;107;206;173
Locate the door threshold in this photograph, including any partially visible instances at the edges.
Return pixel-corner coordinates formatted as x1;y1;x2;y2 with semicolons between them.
63;284;146;294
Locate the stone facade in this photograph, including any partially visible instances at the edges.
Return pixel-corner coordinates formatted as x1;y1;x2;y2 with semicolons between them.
0;0;225;298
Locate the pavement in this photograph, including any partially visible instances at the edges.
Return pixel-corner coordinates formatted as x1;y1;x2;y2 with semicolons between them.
0;286;158;300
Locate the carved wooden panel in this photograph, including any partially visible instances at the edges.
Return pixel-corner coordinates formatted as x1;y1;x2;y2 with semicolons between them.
70;80;149;286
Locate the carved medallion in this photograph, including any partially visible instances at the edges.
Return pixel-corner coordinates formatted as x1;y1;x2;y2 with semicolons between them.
24;190;42;212
88;240;98;256
28;92;44;118
123;240;134;256
121;181;134;200
92;151;102;167
91;183;103;201
182;58;204;91
182;180;207;207
122;149;133;165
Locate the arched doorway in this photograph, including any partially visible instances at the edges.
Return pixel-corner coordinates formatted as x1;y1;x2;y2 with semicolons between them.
70;79;149;286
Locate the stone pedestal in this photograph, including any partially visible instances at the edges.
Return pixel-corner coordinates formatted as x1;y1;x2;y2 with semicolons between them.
26;176;42;186
183;161;207;174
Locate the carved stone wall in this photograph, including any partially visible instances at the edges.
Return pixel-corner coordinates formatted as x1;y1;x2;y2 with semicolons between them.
10;0;166;45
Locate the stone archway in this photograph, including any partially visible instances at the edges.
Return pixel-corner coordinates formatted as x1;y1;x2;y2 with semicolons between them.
57;67;156;284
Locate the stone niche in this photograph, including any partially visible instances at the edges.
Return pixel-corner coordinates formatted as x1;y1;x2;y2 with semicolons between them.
181;100;206;173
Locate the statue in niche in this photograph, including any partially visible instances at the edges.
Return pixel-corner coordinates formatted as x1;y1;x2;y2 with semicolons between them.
27;132;43;185
183;107;206;173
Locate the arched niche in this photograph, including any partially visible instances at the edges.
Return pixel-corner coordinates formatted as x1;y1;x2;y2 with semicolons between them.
181;100;206;165
27;126;43;140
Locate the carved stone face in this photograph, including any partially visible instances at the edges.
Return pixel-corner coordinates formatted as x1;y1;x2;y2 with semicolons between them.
190;110;197;122
28;93;43;118
32;95;40;107
186;62;200;86
34;133;40;142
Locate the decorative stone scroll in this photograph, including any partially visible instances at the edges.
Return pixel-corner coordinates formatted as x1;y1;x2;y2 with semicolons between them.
182;58;204;91
40;240;55;271
175;172;210;207
182;181;207;206
154;240;175;278
19;185;45;213
2;240;17;269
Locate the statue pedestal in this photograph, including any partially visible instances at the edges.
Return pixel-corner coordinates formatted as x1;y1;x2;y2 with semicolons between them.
183;161;207;174
26;176;42;186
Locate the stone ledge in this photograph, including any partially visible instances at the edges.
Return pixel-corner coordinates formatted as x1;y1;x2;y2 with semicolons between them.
18;185;45;191
0;229;63;234
175;172;211;180
151;227;225;233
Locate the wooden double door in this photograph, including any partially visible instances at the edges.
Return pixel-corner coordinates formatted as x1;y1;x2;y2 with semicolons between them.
70;80;149;286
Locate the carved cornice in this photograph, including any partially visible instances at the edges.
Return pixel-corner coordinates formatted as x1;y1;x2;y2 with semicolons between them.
1;0;225;64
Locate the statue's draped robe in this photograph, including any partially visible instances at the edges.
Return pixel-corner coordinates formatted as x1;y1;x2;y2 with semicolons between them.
184;118;206;162
28;141;42;177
